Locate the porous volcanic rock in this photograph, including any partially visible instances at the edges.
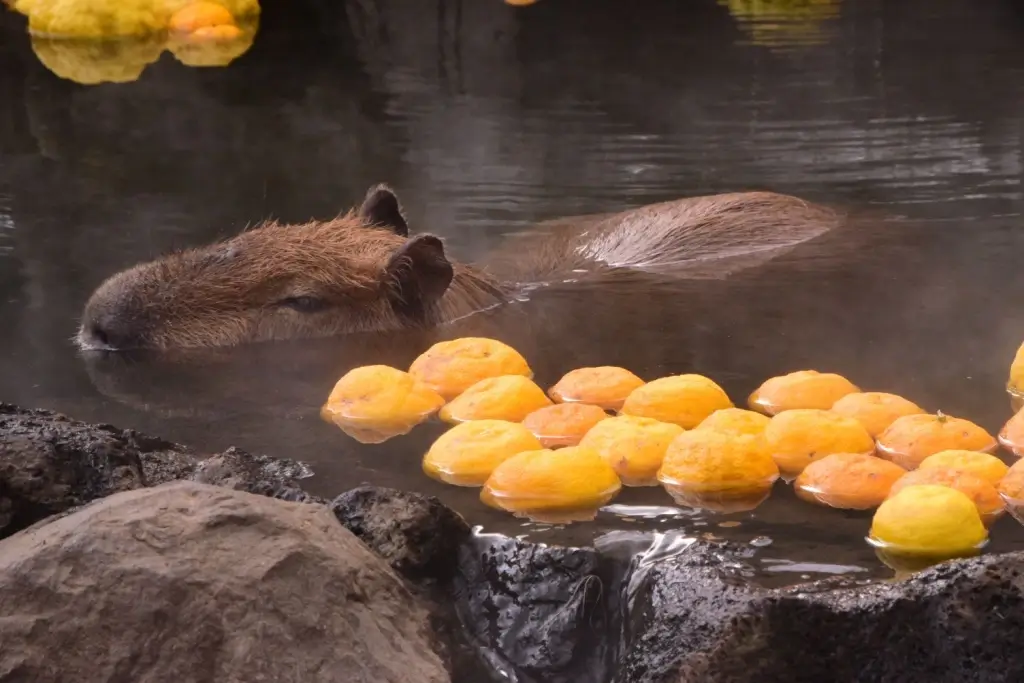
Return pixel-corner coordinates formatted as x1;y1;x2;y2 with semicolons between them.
0;481;451;683
190;445;321;503
618;539;1024;683
0;402;148;537
330;485;471;582
0;403;315;538
453;532;631;683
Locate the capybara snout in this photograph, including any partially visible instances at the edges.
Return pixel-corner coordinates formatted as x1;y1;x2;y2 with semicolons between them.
77;185;492;350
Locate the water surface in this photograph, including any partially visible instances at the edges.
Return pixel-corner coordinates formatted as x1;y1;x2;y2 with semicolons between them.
3;0;1024;584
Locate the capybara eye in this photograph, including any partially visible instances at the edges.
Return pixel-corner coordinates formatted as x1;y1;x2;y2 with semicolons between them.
278;296;329;313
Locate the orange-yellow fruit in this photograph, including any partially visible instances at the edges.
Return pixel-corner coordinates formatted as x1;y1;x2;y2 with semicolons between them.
658;430;778;512
748;370;859;415
620;374;733;429
1009;341;1024;396
998;408;1024;457
793;453;906;510
694;407;771;437
422;420;542;486
869;484;988;558
548;366;645;412
481;446;622;523
887;468;1004;527
577;415;685;486
658;430;779;494
409;337;532;401
917;450;1009;487
169;2;236;34
439;375;552;424
321;365;445;443
189;24;242;40
829;392;926;438
521;403;609;448
876;413;997;470
998;458;1024;500
764;409;875;477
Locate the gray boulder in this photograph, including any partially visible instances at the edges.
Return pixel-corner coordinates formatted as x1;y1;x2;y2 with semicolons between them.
0;481;451;683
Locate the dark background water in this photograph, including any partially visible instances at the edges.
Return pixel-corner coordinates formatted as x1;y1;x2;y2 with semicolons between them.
2;0;1024;584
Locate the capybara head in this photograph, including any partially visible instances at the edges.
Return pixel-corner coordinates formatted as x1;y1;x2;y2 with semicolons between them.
77;185;479;351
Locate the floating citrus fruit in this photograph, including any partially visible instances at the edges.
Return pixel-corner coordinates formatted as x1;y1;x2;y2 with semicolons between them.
999;458;1024;501
868;484;988;572
29;35;165;85
12;0;259;37
548;366;645;411
748;370;859;415
694;407;771;437
887;468;1004;526
521;403;609;448
321;365;445;443
1009;341;1024;397
829;391;925;438
409;337;532;401
481;446;622;523
875;412;997;471
167;21;253;67
998;408;1024;457
169;2;236;34
658;430;779;512
793;453;906;510
917;449;1009;487
620;374;733;429
998;458;1024;527
764;409;875;477
439;375;552;424
577;415;684;486
422;419;542;487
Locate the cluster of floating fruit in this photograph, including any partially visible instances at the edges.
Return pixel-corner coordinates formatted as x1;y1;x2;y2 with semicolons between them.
320;336;1024;573
9;1;258;85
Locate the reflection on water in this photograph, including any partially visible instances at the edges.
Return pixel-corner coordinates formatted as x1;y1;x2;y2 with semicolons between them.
721;0;840;48
2;0;1024;589
9;0;259;83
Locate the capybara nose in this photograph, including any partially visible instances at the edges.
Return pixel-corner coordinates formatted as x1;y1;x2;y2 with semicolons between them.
78;312;145;351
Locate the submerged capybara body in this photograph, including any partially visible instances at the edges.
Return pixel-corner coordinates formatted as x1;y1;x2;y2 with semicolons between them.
77;185;841;350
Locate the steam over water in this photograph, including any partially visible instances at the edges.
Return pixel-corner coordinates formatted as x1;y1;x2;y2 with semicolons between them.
2;0;1024;585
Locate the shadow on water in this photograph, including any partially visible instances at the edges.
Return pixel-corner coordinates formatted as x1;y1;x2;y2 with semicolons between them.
4;0;1024;678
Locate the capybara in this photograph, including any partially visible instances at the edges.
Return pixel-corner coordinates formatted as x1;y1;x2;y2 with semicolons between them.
77;184;841;350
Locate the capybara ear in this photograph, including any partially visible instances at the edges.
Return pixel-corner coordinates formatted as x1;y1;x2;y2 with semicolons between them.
384;234;454;318
358;183;409;237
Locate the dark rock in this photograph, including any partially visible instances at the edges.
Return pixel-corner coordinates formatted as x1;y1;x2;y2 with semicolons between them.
330;485;471;582
0;403;148;538
129;429;201;485
453;532;632;683
0;481;451;683
619;538;1024;683
0;404;318;538
190;445;321;503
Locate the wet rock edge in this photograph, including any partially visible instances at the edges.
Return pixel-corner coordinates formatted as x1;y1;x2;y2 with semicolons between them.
4;402;1023;683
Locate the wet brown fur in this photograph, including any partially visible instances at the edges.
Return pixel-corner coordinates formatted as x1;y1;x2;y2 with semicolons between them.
78;187;841;350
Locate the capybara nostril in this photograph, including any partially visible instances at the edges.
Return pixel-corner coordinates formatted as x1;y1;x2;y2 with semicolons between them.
89;324;109;347
79;314;145;351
